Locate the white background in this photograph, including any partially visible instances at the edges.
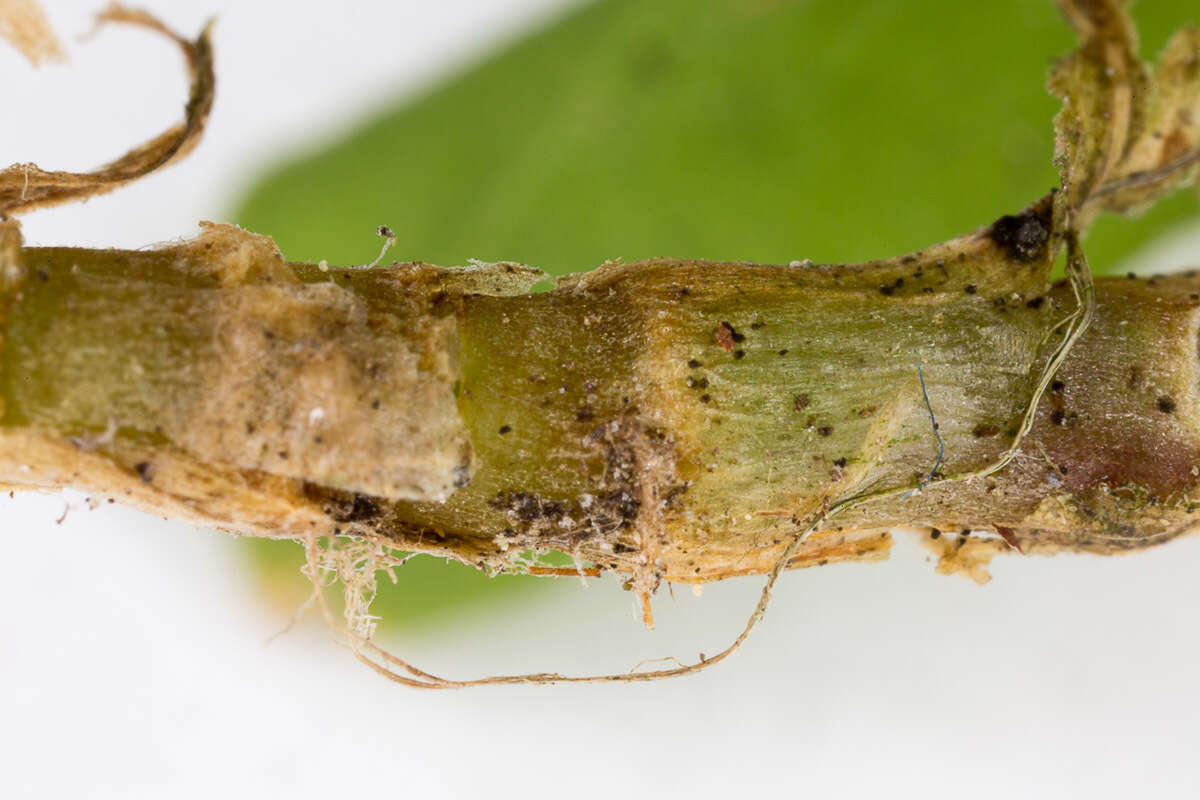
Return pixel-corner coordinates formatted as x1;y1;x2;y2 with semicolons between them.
4;2;1200;798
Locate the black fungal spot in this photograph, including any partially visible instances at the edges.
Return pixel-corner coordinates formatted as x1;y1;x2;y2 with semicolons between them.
452;465;471;489
1050;409;1067;426
498;425;512;434
750;320;765;330
1051;380;1064;393
134;462;154;483
989;209;1049;262
371;399;381;410
491;491;549;524
818;426;833;437
1157;395;1176;414
339;493;384;523
733;349;745;359
832;457;847;468
794;393;811;411
778;349;788;356
930;528;941;540
687;359;701;369
1025;296;1045;309
964;284;978;294
700;394;711;403
879;284;895;296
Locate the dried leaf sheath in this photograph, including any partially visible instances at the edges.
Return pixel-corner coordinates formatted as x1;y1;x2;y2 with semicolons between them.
0;6;213;216
0;0;64;65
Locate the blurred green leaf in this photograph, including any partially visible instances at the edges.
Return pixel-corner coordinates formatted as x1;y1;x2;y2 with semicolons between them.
232;0;1199;632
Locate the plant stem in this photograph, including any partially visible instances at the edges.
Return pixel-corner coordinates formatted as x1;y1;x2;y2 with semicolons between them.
3;213;1199;593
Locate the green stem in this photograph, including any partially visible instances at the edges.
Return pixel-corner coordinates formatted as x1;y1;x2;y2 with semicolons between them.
2;216;1199;593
